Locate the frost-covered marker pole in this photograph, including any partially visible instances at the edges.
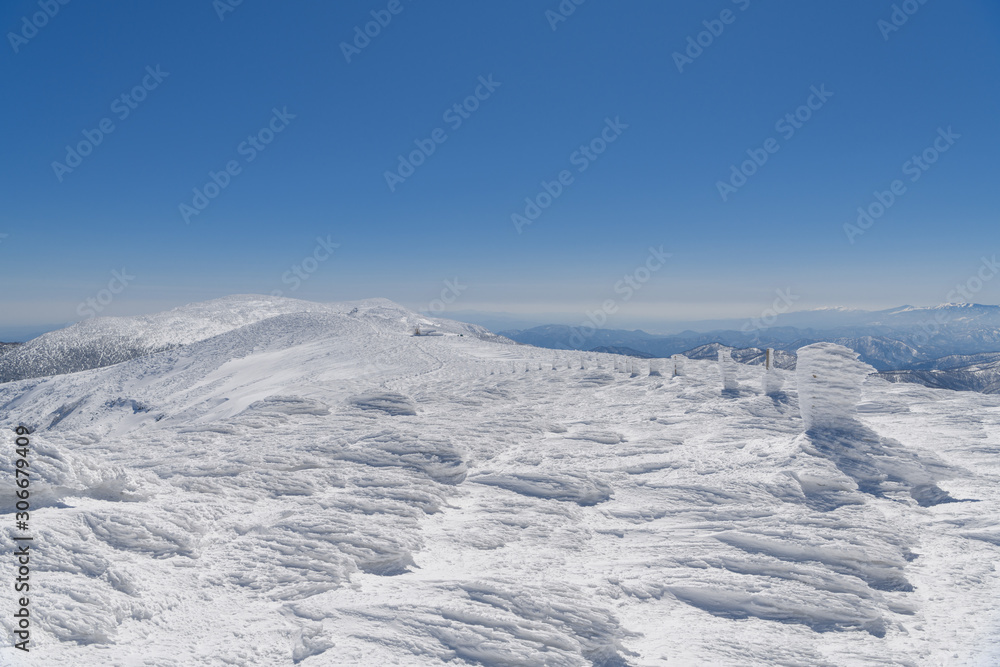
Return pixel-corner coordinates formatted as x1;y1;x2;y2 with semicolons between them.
763;347;784;396
719;347;738;391
672;354;686;377
11;425;33;652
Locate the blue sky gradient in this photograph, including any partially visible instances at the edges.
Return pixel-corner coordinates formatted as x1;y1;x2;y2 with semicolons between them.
2;0;998;333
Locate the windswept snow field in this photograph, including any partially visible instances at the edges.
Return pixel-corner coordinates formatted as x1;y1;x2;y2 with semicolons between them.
1;297;999;665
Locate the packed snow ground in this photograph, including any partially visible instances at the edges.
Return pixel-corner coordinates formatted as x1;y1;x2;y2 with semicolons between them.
1;297;998;666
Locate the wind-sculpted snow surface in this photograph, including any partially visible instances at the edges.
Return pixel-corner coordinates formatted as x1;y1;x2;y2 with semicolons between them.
0;297;998;665
335;430;468;485
349;392;418;416
0;434;154;513
470;470;613;506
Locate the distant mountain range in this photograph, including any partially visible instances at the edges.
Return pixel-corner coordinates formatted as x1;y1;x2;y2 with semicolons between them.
495;303;1000;394
878;351;1000;394
680;343;798;370
500;303;1000;372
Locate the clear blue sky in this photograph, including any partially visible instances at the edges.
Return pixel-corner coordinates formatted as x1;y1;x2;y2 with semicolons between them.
2;0;998;332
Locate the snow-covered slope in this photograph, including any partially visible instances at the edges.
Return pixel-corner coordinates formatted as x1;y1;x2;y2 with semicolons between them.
0;297;998;665
0;296;496;384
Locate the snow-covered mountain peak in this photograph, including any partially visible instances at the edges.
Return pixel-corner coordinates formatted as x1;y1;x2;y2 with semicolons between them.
0;296;497;385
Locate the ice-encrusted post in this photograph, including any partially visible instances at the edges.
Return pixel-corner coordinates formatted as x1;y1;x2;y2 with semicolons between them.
763;347;784;396
796;342;875;430
648;358;663;376
718;347;738;391
631;360;641;378
671;354;686;377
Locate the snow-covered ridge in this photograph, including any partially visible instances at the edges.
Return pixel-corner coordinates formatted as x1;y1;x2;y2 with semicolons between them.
889;302;981;313
0;295;497;385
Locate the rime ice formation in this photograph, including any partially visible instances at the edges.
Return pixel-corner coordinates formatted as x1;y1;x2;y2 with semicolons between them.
763;348;785;396
763;368;785;396
671;353;686;377
796;342;874;430
792;342;958;510
718;347;738;391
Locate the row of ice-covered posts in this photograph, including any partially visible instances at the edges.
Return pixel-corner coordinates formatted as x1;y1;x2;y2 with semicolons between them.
483;353;688;377
484;347;786;395
482;342;876;433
